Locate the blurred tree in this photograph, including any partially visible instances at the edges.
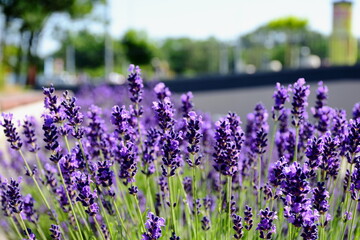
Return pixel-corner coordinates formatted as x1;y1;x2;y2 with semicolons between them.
53;30;126;78
240;16;328;70
160;37;220;76
121;29;157;66
0;0;103;86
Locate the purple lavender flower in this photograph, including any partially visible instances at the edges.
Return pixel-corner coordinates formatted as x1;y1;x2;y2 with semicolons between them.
184;111;203;166
21;194;38;223
169;232;180;240
96;160;114;188
153;97;175;133
345;119;360;164
243;104;267;175
183;177;192;196
305;136;323;172
111;105;133;140
154;82;171;101
350;167;360;201
312;182;329;214
142;128;159;176
253;103;269;133
268;156;287;187
61;91;84;139
181;91;194;117
244;205;253;230
352;102;360;120
1;179;11;217
42;114;63;163
331;109;348;155
128;186;139;195
1;113;22;150
320;132;340;179
201;216;211;231
314;106;334;134
254;128;268;155
193;198;202;215
86;105;108;158
44;164;58;192
160;130;182;177
313;81;328;118
291;78;310;127
23;232;37;240
128;64;144;104
272;83;290;120
281;162;312;227
55;186;69;211
101;224;110;240
4;178;23;214
142;212;165;240
301;222;318;240
115;141;138;184
232;214;244;239
43;85;64;123
256;208;277;239
75;172;99;216
22;116;40;153
49;224;61;240
213;113;244;176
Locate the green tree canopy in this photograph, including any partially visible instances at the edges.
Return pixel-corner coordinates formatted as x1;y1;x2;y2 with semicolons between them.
121;30;157;66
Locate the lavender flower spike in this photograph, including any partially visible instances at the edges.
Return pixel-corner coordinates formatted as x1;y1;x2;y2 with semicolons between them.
272;83;290;120
181;91;194;117
353;102;360;120
22;116;40;153
1;113;22;150
128;64;144;116
142;212;165;240
49;224;62;240
256;208;277;239
291;78;310;127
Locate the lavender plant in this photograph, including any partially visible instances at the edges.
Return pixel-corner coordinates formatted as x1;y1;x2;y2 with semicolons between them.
0;67;359;240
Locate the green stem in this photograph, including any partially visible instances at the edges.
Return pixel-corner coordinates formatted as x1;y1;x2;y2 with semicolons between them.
288;224;293;240
17;214;31;239
19;150;59;224
93;216;106;240
146;174;156;213
75;202;92;233
257;153;262;210
36;224;47;240
227;176;232;240
176;172;195;238
191;155;199;240
168;174;178;235
98;195;114;239
34;152;45;180
134;194;146;233
111;196;129;238
56;162;84;240
349;201;357;240
9;216;22;239
63;135;71;152
265;121;278;180
292;126;300;162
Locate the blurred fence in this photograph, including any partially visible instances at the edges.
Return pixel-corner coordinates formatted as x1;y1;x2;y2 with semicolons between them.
36;65;360;93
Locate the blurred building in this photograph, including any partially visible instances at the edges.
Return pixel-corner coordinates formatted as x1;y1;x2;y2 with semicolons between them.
329;0;358;65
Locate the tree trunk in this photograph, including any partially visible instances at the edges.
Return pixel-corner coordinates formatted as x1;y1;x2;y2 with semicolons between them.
26;31;36;86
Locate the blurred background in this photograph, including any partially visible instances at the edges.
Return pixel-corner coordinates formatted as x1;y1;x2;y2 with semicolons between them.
0;0;359;117
0;0;359;85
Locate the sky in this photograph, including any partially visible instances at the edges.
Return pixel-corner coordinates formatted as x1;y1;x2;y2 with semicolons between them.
108;0;360;39
39;0;360;56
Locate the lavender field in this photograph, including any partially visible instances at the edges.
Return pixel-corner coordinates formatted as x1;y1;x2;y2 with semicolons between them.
0;65;359;240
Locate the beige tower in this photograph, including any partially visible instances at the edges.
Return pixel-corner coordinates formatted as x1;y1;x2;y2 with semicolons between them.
330;0;358;65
